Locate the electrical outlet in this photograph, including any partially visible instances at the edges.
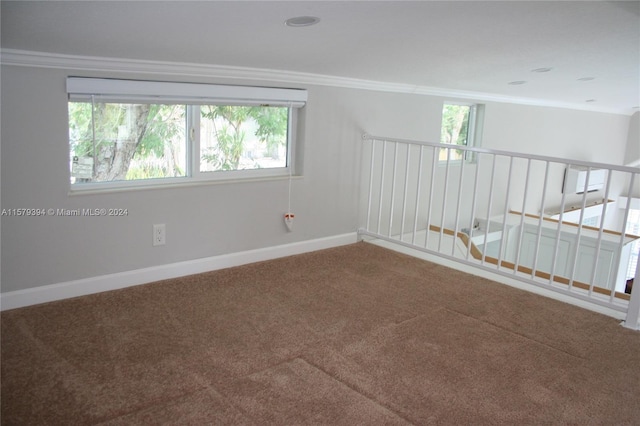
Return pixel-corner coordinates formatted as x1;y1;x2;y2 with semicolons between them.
153;224;166;246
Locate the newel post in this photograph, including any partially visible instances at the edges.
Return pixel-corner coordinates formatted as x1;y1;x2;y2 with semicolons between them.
623;260;640;330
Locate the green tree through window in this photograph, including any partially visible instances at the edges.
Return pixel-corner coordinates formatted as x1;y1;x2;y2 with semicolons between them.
69;103;290;184
199;106;288;172
440;104;470;162
69;102;186;182
439;103;483;162
441;104;470;146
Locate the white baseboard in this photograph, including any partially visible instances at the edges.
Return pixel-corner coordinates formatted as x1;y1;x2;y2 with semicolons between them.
0;233;358;311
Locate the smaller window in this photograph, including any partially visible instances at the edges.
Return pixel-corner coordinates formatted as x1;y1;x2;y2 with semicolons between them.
581;215;600;227
439;102;484;163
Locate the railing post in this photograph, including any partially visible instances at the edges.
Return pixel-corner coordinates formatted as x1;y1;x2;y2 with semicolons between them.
424;147;437;249
439;148;452;252
497;156;514;268
465;153;481;260
452;151;466;256
376;140;387;235
388;142;399;238
365;136;376;234
400;143;411;242
481;154;497;265
623;260;640;330
588;169;613;296
531;161;550;281
411;146;424;245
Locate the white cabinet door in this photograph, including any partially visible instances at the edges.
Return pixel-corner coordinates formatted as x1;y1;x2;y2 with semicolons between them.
573;244;614;289
519;230;571;277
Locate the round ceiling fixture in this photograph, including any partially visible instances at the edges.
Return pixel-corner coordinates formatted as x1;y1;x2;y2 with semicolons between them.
508;81;527;85
577;77;595;82
585;99;597;103
531;67;552;73
285;16;320;27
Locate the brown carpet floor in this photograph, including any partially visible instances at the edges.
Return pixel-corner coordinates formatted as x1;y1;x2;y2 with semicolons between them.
2;242;639;425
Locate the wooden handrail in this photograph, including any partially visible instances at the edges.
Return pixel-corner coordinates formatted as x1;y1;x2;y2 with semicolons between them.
429;224;631;301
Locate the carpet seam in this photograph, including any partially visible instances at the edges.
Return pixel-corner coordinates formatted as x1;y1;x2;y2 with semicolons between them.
209;355;307;425
300;356;418;426
444;307;588;361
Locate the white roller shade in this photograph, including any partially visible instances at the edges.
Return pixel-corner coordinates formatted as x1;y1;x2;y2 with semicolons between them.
67;77;307;107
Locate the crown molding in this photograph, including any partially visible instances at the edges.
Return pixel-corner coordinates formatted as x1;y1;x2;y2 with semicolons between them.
1;48;631;115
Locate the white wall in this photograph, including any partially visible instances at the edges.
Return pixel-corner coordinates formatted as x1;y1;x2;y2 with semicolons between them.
480;102;631;219
624;112;639;167
361;99;632;235
481;103;629;163
0;63;633;295
0;65;437;293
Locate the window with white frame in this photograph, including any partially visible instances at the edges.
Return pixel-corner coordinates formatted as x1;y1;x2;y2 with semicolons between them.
67;78;306;191
439;102;484;162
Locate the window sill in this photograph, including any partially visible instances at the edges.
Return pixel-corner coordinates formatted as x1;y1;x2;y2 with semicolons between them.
68;174;303;196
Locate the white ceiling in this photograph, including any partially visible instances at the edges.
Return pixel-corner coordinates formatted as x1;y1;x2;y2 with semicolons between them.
2;1;639;114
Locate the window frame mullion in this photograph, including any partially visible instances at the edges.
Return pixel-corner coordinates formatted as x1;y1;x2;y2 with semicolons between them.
187;105;200;179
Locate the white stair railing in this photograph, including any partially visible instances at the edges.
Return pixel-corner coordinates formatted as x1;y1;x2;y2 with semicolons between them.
359;134;640;329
